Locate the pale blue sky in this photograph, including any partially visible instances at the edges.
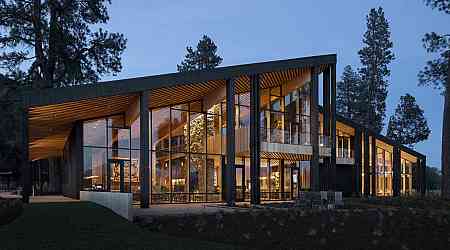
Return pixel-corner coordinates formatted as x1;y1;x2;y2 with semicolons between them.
102;0;449;169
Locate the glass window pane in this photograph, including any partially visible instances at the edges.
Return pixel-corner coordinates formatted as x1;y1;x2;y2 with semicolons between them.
83;119;106;147
152;151;170;193
130;116;140;149
260;159;269;194
130;150;140;202
108;127;130;149
190;154;206;194
108;148;130;160
171;153;188;193
83;147;107;191
239;92;250;106
171;109;189;152
151;107;170;151
207;155;222;198
207;114;221;154
189;113;206;153
270;159;281;194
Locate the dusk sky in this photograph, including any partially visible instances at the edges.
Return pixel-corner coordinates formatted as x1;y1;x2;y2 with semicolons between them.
102;0;449;169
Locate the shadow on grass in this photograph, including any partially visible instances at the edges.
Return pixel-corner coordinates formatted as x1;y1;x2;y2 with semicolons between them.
0;202;238;250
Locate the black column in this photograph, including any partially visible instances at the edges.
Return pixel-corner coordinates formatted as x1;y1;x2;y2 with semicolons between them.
280;160;285;199
310;67;320;191
393;146;401;197
421;157;427;196
250;74;261;204
21;108;31;203
371;135;377;196
363;131;370;196
330;64;337;191
354;128;362;197
322;66;330;191
226;78;236;206
139;91;150;208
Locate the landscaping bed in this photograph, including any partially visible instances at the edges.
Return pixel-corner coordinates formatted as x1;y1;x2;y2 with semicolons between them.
0;198;23;225
136;205;450;250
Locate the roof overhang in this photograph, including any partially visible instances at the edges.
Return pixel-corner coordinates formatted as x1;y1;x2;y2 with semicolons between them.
23;54;336;161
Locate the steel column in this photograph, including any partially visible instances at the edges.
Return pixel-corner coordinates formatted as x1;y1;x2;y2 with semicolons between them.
322;66;330;191
354;128;362;196
393;146;401;197
139;91;150;207
421;156;427;196
330;64;337;191
21;108;31;203
250;74;261;204
226;78;236;206
371;135;377;196
310;67;320;191
363;131;370;196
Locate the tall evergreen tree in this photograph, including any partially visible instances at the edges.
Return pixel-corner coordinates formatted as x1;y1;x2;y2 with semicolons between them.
358;7;395;133
0;0;127;88
420;0;449;199
177;35;223;72
387;94;430;148
337;65;364;122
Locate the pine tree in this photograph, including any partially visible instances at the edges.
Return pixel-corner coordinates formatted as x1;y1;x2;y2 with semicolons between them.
0;0;127;88
387;94;431;148
337;65;363;121
177;35;223;72
420;0;450;199
358;7;395;133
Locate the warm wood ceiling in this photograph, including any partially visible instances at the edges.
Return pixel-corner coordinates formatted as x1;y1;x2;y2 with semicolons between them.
28;66;324;161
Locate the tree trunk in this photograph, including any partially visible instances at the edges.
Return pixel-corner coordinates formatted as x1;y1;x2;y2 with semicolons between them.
442;55;450;199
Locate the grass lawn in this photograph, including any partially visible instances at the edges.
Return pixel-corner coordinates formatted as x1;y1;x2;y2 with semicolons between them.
0;202;237;250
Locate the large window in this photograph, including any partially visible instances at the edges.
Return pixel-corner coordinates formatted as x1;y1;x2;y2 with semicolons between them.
259;80;311;146
150;101;223;204
401;158;414;195
82;115;141;203
376;147;393;196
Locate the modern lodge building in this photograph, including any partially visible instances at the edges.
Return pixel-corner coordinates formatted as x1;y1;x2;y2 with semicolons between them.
18;54;426;207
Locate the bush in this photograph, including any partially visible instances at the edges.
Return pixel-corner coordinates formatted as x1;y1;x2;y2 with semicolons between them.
0;198;23;225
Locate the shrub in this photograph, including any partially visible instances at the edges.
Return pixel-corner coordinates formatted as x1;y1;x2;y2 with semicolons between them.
0;198;23;225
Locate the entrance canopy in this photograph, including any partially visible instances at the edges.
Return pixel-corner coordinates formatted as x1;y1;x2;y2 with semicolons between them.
21;54;336;160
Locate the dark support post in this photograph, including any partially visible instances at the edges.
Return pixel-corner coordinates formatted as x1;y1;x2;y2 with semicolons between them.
250;74;261;204
330;64;337;191
226;78;236;206
322;66;330;191
354;128;362;196
421;156;427;197
280;160;285;199
371;135;377;196
363;131;370;196
21;108;31;203
393;146;401;197
310;67;320;191
139;91;150;208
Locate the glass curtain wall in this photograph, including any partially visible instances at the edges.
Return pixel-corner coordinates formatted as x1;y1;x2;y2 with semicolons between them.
375;147;393;196
260;82;311;145
82;115;141;202
401;158;414;195
337;130;353;159
151;101;223;203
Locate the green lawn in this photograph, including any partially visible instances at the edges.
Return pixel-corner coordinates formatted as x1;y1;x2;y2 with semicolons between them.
0;202;237;250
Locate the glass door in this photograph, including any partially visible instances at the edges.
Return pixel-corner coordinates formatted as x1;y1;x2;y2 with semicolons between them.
108;159;130;193
235;165;245;202
291;168;299;199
